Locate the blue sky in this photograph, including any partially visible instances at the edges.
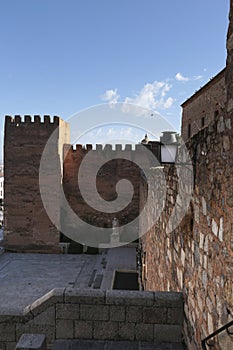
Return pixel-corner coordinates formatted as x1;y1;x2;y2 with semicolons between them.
0;0;230;161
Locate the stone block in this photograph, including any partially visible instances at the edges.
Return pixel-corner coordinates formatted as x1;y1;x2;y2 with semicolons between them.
0;323;15;342
56;304;80;320
109;306;125;322
16;334;46;350
80;305;109;321
153;292;183;308
65;288;105;305
106;290;154;306
74;320;93;339
118;323;135;341
0;342;6;350
56;320;73;339
154;324;183;343
30;307;55;326
126;306;143;322
16;325;55;345
143;307;167;324
93;321;118;340
6;343;17;350
135;324;154;341
167;308;184;325
29;289;64;317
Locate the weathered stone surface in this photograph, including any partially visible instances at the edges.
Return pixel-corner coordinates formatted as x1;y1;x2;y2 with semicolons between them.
93;322;119;340
74;320;93;339
135;324;154;341
80;305;109;321
143;307;167;324
0;324;15;342
56;304;80;320
126;306;143;323
106;290;154;306
109;306;125;322
65;289;105;305
118;323;135;341
56;319;74;339
154;325;183;343
16;334;46;350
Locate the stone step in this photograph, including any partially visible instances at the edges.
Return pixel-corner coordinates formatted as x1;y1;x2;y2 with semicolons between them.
52;339;185;350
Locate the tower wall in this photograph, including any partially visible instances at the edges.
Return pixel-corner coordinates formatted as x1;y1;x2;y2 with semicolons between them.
4;115;70;253
62;144;146;245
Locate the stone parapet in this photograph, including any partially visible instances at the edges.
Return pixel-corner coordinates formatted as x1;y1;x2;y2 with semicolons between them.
0;288;184;349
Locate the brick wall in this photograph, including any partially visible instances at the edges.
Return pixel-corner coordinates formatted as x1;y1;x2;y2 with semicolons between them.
0;288;183;349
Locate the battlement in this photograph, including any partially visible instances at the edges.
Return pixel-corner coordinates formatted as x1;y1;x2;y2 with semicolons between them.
5;115;60;126
63;143;149;153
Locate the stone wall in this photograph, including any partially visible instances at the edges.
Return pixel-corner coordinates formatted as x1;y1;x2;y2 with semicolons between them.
4;115;70;253
226;0;233;114
62;144;146;245
181;69;226;142
0;288;183;349
140;90;233;350
141;5;233;349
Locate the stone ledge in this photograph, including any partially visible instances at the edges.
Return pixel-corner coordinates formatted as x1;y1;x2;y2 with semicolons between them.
64;288;105;304
106;290;154;306
153;292;183;308
24;288;65;317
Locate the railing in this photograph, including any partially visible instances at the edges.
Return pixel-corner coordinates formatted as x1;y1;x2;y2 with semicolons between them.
201;320;233;349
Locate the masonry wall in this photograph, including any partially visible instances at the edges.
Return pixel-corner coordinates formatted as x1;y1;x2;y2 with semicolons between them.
181;69;226;142
0;288;183;349
141;4;233;349
62;144;147;246
4;115;70;253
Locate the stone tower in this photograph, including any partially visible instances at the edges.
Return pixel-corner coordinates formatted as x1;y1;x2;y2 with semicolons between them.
4;115;70;253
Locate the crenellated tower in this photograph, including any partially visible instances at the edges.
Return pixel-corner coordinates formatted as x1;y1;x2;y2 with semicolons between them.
4;115;70;253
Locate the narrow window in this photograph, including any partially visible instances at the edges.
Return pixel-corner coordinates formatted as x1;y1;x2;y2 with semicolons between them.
201;116;205;128
188;123;191;138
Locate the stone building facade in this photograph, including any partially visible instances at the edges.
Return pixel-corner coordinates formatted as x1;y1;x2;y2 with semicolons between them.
181;68;226;142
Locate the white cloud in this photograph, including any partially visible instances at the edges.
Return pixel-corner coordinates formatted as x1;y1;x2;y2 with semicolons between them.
175;72;203;82
123;81;175;110
175;72;189;82
193;75;203;80
101;89;120;104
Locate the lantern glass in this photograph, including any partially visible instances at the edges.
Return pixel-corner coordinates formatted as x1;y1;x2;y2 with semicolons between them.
161;144;177;163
